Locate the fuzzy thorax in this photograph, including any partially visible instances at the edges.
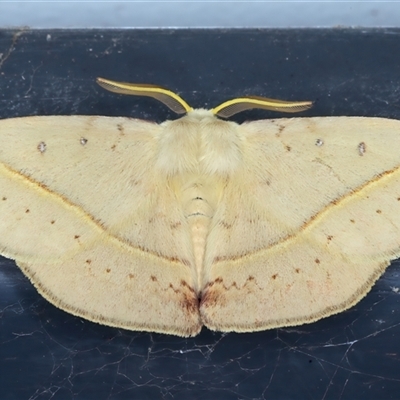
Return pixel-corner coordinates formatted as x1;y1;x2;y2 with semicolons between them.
156;109;243;176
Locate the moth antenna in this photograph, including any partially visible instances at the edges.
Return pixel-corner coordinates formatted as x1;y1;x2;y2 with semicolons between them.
97;77;193;114
212;96;313;118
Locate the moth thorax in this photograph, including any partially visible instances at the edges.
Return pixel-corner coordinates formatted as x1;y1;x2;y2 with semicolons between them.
156;113;242;176
155;118;201;175
199;119;243;176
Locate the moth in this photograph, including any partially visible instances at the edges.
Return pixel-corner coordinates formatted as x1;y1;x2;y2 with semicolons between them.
1;77;399;337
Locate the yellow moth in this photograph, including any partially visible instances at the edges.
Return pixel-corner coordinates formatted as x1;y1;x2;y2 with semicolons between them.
0;77;398;337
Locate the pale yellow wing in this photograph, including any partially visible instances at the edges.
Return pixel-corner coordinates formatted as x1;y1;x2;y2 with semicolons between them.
0;116;200;336
200;116;400;332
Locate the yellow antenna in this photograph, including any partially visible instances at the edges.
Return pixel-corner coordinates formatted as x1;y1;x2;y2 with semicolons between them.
212;96;313;118
97;77;193;114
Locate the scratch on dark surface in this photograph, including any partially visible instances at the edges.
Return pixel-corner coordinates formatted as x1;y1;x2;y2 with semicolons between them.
24;62;43;96
0;29;26;71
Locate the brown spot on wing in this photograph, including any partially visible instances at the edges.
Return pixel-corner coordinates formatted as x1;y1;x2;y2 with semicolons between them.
180;280;196;293
117;123;124;133
213;254;244;263
165;256;190;265
358;142;366;156
168;283;178;293
37;141;46;153
201;275;260;311
275;123;285;136
219;221;232;229
170;221;182;229
261;179;271;186
181;292;199;314
200;288;220;308
202;276;223;291
165;280;199;315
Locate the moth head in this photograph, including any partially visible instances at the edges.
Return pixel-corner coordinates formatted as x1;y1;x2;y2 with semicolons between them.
96;77;313;118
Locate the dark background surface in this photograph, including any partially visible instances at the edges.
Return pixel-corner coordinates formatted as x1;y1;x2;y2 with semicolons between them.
1;28;400;400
